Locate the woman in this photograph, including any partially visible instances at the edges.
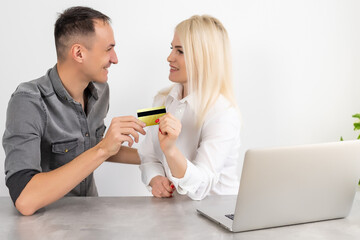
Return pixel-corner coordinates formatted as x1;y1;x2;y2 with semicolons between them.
139;15;241;200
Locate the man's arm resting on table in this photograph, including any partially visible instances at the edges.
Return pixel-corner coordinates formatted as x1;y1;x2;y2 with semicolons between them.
14;145;109;216
12;116;145;216
106;146;140;165
6;169;40;204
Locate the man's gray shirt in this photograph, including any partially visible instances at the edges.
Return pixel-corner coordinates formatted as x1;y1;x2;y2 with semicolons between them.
3;65;109;200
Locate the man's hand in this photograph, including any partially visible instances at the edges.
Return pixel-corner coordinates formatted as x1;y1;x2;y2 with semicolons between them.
149;175;175;198
98;116;146;158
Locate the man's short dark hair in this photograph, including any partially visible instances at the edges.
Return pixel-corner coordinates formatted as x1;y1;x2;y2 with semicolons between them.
54;6;111;61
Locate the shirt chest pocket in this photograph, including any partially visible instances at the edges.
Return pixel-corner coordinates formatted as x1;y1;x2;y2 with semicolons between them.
50;139;79;169
95;125;106;144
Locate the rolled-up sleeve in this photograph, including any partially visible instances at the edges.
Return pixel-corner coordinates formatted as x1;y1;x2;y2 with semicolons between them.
168;108;241;200
3;92;45;182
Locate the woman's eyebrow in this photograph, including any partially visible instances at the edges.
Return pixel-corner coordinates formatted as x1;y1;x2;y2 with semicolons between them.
170;42;182;48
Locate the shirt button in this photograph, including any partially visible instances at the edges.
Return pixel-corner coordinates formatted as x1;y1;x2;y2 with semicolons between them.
85;133;89;137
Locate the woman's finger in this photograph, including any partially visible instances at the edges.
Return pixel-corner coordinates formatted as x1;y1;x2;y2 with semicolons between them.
162;180;173;193
159;125;178;136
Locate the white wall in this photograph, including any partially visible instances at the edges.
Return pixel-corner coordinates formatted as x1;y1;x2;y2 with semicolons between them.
0;0;359;197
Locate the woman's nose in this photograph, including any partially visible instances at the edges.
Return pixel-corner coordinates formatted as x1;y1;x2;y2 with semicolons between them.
167;51;174;63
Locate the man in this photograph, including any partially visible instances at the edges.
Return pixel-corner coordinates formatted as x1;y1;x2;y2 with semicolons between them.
3;6;146;216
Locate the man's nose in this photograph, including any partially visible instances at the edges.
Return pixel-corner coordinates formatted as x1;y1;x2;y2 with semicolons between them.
111;50;118;64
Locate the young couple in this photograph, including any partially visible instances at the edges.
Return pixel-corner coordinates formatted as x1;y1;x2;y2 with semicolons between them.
3;6;241;216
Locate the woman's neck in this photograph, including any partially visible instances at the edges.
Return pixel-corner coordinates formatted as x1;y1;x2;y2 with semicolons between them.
182;83;188;99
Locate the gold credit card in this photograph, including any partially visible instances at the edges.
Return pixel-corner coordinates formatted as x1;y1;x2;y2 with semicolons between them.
137;106;166;126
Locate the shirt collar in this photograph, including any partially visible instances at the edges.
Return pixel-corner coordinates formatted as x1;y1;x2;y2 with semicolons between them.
87;82;99;100
166;84;193;105
50;64;99;102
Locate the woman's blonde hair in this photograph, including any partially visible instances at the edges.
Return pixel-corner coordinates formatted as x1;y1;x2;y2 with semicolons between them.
161;15;237;126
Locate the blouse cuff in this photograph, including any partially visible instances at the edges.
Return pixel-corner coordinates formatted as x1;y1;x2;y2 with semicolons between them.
139;163;165;187
169;159;203;195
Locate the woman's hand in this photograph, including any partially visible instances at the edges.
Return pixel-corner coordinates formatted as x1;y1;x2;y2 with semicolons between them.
149;175;175;198
157;113;182;155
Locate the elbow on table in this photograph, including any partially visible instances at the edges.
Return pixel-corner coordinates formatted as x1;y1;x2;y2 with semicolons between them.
186;189;208;201
188;193;207;201
15;197;37;216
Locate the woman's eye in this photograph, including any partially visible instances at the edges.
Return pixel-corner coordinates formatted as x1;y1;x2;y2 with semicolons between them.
170;46;183;54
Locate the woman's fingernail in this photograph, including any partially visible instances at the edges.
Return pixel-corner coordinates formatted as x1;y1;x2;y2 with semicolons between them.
155;119;159;123
159;128;163;134
171;184;175;189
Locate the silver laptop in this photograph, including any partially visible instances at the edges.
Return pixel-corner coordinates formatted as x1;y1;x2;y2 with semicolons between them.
197;140;360;232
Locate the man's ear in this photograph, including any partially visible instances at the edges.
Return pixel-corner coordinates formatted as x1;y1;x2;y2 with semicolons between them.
70;44;86;63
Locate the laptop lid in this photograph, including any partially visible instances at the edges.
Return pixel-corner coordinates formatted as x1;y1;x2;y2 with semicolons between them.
197;140;360;232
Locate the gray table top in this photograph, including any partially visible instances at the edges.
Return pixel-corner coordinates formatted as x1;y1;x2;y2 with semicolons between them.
1;191;359;240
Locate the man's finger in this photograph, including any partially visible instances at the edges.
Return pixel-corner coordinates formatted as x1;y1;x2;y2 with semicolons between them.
118;135;134;147
119;128;139;143
113;116;146;130
111;119;146;136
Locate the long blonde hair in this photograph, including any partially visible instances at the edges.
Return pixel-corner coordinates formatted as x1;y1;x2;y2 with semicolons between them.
161;15;237;126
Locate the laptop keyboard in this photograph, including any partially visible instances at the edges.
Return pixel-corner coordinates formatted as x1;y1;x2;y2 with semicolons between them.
225;214;234;220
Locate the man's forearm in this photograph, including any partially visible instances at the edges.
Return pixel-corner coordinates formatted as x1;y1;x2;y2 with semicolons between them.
106;146;140;165
15;145;109;216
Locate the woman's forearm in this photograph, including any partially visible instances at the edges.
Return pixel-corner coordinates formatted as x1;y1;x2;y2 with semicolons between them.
163;146;187;178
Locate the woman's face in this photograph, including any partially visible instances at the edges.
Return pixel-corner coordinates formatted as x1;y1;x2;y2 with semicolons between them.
167;33;187;85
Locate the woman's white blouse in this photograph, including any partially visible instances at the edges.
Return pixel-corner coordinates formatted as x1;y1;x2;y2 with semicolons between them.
138;84;241;200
